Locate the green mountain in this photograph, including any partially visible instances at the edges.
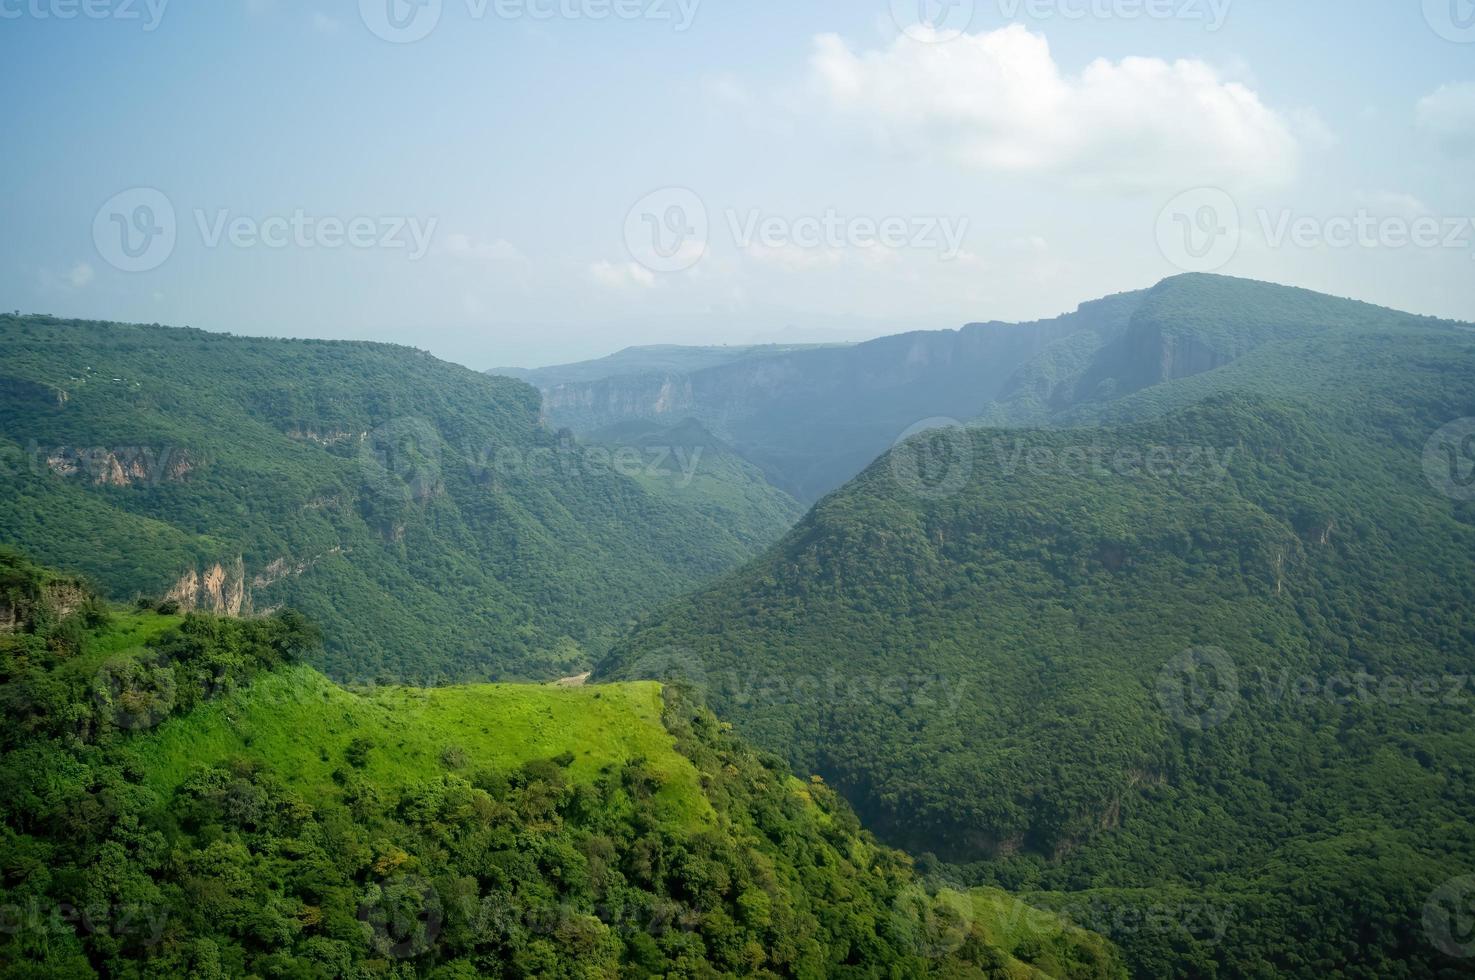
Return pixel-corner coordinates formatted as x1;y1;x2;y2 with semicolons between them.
0;315;799;684
598;276;1475;976
0;551;1122;978
509;294;1146;502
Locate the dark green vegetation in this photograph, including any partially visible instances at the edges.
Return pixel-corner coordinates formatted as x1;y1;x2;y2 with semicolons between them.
0;315;799;684
509;293;1147;502
600;276;1475;976
0;551;1123;978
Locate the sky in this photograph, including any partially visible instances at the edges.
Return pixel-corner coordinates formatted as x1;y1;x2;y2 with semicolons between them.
2;0;1473;369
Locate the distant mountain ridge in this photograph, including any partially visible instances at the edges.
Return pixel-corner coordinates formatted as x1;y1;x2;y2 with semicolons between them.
509;277;1460;505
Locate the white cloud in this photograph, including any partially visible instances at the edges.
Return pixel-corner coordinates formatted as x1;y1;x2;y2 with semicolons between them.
442;234;526;263
807;25;1300;193
68;262;95;289
1416;83;1475;157
311;12;342;34
589;260;656;289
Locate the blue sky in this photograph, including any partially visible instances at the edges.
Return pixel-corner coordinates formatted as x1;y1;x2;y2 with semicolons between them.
2;0;1473;367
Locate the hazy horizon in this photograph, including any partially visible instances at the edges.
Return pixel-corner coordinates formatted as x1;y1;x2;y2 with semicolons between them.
4;0;1474;367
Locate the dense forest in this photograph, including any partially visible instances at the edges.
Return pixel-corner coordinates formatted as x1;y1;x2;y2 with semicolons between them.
0;549;1122;978
0;316;801;684
599;276;1475;976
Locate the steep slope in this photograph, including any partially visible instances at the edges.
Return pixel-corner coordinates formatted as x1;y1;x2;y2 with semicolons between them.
0;553;1122;978
0;315;798;684
517;292;1147;501
599;279;1475;976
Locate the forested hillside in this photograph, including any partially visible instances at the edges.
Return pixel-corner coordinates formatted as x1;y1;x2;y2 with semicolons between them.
0;550;1122;978
0;315;799;684
599;277;1475;976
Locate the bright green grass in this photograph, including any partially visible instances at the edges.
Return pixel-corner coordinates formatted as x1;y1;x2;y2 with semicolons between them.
133;665;714;828
961;887;1127;980
57;611;183;681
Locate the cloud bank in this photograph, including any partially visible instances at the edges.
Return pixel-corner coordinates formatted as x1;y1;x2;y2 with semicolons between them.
809;25;1300;193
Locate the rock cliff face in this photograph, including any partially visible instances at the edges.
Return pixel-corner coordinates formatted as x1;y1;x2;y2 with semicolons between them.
45;447;196;486
166;558;250;617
